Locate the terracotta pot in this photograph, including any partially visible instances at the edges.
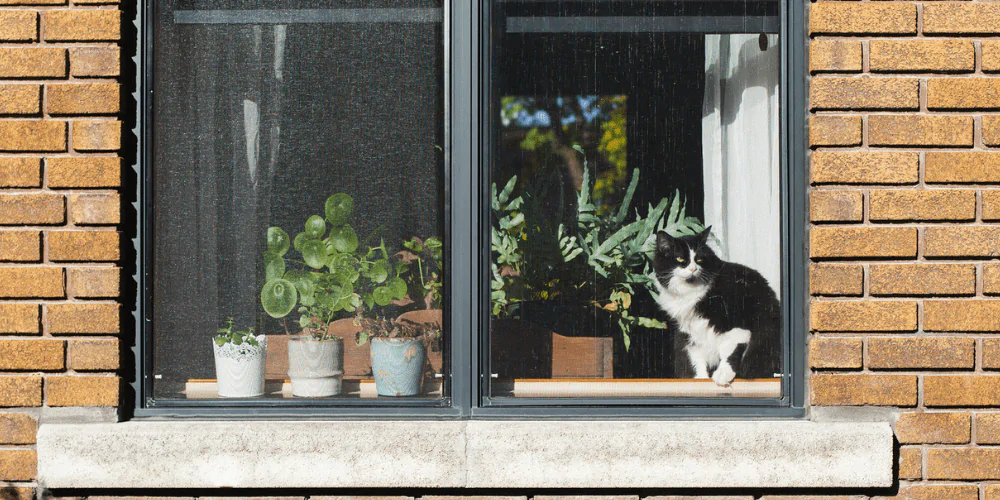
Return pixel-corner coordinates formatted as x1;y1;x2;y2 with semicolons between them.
326;318;370;377
396;309;443;374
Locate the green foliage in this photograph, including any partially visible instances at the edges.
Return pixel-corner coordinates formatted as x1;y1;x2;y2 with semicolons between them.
214;317;261;347
399;236;443;309
490;175;526;317
260;193;409;340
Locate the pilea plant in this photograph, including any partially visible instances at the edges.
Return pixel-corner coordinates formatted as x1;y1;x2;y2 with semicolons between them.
260;193;409;338
214;317;261;347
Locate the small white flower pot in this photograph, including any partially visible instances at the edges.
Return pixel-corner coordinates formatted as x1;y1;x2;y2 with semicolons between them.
288;335;343;397
212;335;267;398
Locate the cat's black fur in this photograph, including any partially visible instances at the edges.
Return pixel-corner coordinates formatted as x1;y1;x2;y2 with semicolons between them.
651;227;781;381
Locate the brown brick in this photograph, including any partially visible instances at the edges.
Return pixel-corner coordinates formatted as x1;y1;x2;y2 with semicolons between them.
925;3;1000;35
0;339;64;371
70;47;120;79
0;193;64;225
47;83;120;115
0;231;39;262
0;84;39;115
926;152;1000;183
0;267;63;298
0;11;37;42
811;77;919;111
0;449;35;481
810;115;862;147
899;447;921;480
68;338;118;371
982;190;1000;221
70;193;119;225
869;189;974;222
986;485;1000;500
809;336;862;369
869;263;976;296
925;300;1000;331
810;263;863;296
47;302;118;334
46;375;118;406
0;414;35;444
67;267;118;298
975;413;1000;443
984;42;1000;73
0;487;33;500
868;115;973;147
46;157;120;188
984;116;1000;147
928;448;1000;479
870;39;974;73
47;230;119;262
895;412;971;444
42;10;119;41
928;78;1000;110
810;227;916;259
984;338;1000;369
925;227;1000;258
0;48;65;78
0;303;37;334
985;263;1000;296
809;40;861;73
811;152;919;185
925;376;1000;406
0;376;41;406
0;158;39;187
810;3;916;35
810;374;917;406
811;300;917;332
810;190;862;223
0;120;65;152
72;120;120;151
876;485;978;500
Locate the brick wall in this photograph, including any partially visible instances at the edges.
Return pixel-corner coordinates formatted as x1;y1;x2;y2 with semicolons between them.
1;0;999;498
0;0;122;496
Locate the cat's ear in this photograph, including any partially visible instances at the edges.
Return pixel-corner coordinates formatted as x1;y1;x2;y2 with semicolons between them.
656;231;676;254
697;226;712;245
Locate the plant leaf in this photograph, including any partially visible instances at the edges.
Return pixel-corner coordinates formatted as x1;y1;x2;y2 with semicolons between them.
266;227;290;256
325;193;354;227
304;215;326;238
260;278;298;318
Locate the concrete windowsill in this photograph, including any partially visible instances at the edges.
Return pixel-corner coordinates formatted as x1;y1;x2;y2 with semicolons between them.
37;420;892;489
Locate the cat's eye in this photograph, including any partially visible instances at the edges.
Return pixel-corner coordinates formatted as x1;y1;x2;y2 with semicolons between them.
676;257;685;263
696;258;703;263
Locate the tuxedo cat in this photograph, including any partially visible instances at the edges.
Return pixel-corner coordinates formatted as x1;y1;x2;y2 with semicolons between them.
651;227;780;386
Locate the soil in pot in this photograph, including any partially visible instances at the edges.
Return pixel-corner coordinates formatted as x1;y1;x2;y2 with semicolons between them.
287;334;344;397
370;337;426;396
213;336;267;397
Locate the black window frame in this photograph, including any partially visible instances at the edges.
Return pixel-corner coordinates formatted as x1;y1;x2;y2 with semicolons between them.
131;0;806;418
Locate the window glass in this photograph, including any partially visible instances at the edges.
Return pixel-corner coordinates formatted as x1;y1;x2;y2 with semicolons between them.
150;0;447;402
488;0;783;399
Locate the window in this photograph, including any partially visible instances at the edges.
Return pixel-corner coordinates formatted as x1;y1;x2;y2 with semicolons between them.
136;0;804;415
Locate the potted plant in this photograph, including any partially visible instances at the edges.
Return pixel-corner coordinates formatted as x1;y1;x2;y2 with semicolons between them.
397;235;444;373
356;316;437;396
260;193;409;396
212;317;267;398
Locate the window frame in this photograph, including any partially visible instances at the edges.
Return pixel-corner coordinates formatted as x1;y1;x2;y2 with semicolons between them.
131;0;806;418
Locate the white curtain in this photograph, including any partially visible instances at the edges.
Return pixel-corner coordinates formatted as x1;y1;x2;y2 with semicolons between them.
702;34;781;295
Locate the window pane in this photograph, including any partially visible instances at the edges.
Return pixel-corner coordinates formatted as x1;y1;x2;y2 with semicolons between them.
488;1;782;399
150;0;447;402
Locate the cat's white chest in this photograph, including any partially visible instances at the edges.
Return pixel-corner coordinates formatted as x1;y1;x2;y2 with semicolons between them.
653;276;723;367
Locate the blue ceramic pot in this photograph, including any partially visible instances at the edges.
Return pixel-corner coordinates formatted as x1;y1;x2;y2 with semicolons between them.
370;338;426;396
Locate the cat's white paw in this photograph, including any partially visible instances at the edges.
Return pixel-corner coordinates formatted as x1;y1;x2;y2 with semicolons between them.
712;364;736;387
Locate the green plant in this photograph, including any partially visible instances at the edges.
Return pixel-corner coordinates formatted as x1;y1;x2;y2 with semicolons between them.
558;145;704;350
399;236;443;309
490;176;526;317
355;316;441;346
260;193;409;339
214;317;261;347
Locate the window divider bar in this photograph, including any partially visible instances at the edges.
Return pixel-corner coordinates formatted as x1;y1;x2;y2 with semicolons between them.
172;8;444;25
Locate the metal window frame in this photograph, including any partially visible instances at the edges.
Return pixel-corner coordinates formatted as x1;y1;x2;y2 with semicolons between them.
131;0;805;418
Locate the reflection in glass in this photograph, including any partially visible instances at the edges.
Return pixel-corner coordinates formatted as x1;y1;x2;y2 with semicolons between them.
489;3;782;398
151;0;446;402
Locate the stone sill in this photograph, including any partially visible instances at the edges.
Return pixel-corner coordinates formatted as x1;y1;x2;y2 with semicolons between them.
38;420;892;489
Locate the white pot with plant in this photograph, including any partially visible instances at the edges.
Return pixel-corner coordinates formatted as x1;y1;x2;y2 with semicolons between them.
212;317;267;398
